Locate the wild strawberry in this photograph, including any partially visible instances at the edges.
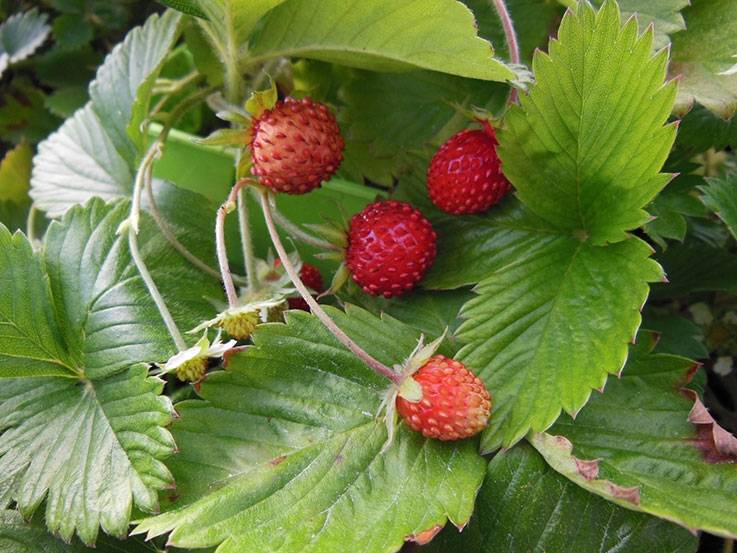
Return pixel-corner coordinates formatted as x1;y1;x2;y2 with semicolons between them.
427;121;511;215
250;97;344;194
396;355;491;441
346;200;436;298
275;259;324;311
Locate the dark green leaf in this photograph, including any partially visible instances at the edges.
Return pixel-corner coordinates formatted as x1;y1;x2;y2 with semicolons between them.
652;243;737;298
700;174;737;240
427;443;698;553
531;332;737;538
44;86;88;118
51;14;93;50
135;307;486;552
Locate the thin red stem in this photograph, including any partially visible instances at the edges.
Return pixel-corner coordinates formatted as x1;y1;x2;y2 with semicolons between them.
259;190;400;384
492;0;521;104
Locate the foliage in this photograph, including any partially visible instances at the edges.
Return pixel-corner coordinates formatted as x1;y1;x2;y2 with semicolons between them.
1;0;736;551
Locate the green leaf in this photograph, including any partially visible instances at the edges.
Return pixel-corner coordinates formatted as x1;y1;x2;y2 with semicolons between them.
643;175;708;248
44;86;88;118
0;79;59;144
249;0;515;82
675;105;737;155
0;510;157;552
157;0;207;19
499;0;677;245
589;0;689;48
52;14;94;50
135;306;486;552
0;142;32;203
642;311;709;359
340;69;506;186
426;443;697;553
0;196;222;543
459;232;662;450
669;0;737;118
30;11;182;217
531;332;737;539
700;174;737;240
0;9;50;77
652;243;737;298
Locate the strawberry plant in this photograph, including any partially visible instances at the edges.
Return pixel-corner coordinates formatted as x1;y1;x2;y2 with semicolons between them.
2;0;737;552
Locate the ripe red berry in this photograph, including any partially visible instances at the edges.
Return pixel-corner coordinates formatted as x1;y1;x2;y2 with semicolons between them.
275;260;324;311
346;200;436;298
427;121;511;215
397;355;491;441
250;97;344;194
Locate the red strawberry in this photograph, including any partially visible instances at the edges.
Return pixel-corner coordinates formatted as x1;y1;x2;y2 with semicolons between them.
346;200;436;298
275;259;325;311
427;121;511;215
250;97;344;194
397;355;491;441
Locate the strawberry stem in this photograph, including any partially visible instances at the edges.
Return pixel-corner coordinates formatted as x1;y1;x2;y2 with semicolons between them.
216;179;254;308
237;189;259;291
259;189;401;384
491;0;520;104
261;191;338;251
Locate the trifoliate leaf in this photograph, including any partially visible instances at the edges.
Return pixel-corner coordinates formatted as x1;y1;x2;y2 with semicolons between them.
531;332;737;539
31;11;182;217
249;0;515;82
0;9;50;77
134;306;486;552
0;196;222;544
499;0;677;245
669;0;737;118
700;175;737;240
426;443;697;553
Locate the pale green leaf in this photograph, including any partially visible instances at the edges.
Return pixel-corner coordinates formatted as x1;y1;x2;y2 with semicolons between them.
0;9;50;77
0;142;32;203
459;232;662;450
249;0;515;82
531;332;737;539
135;306;486;553
0;196;222;543
30;11;182;217
670;0;737;118
499;0;677;244
426;443;697;553
700;175;737;240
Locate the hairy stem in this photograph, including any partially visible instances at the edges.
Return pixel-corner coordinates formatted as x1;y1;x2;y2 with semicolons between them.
144;178;248;286
127;227;187;351
266;196;337;251
492;0;521;104
217;179;253;308
259;189;400;384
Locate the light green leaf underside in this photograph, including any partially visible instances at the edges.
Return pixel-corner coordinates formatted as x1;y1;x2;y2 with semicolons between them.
499;0;676;245
426;443;697;553
249;0;515;82
0;197;221;544
700;175;737;240
0;9;50;77
0;509;158;552
30;11;182;217
135;306;486;553
457;223;662;451
669;0;737;118
532;333;737;539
